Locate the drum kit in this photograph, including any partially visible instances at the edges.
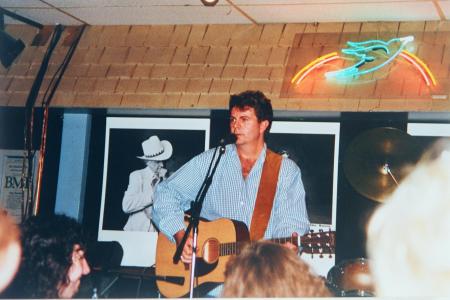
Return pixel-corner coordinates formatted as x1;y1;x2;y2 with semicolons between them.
327;258;374;296
326;127;423;296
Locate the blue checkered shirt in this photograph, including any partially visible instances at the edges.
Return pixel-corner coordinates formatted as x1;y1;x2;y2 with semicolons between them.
153;143;310;241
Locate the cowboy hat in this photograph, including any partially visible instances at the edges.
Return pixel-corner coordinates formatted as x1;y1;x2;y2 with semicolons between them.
137;135;173;161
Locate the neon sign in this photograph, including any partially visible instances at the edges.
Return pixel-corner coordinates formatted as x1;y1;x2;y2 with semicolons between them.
399;50;437;86
291;36;437;87
291;52;340;85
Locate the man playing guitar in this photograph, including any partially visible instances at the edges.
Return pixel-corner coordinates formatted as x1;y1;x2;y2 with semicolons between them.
152;90;310;296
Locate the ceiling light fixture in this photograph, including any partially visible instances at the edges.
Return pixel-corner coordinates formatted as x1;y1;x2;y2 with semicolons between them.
201;0;219;7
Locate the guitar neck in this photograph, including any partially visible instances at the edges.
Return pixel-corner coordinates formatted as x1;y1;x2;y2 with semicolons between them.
219;236;297;256
219;230;335;256
269;236;299;245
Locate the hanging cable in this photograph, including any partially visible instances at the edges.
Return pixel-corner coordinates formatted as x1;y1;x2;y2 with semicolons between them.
33;25;86;215
22;24;64;219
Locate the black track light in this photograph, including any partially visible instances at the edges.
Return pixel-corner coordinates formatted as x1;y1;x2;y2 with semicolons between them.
0;29;25;68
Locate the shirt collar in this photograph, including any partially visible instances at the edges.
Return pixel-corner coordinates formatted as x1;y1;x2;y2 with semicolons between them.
229;143;267;168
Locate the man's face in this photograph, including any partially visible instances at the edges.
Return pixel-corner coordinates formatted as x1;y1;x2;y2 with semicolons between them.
230;106;268;146
147;160;163;172
58;244;90;298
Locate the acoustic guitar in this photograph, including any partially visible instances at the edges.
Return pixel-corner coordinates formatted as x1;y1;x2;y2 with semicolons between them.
155;218;335;298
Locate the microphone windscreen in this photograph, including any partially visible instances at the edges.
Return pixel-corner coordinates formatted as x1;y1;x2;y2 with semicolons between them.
87;241;123;271
224;133;236;144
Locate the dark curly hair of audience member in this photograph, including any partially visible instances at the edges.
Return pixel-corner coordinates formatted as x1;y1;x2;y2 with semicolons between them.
222;241;331;297
8;214;87;298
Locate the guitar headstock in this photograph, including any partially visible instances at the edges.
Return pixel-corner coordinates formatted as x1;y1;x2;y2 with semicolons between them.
300;229;335;257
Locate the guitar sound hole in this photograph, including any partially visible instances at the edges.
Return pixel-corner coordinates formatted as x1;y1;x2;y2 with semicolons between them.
202;238;219;264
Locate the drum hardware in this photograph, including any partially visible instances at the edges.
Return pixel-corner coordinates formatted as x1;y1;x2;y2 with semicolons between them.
326;258;375;297
343;127;423;202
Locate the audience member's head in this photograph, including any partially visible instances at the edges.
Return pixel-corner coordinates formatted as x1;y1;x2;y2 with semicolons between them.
12;214;90;298
367;140;450;296
222;241;331;297
0;212;21;293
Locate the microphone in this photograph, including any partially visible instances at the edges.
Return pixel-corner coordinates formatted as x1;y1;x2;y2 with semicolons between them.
220;133;236;146
218;134;235;153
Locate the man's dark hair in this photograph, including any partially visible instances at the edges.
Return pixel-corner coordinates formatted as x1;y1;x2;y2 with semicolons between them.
8;214;86;298
229;90;273;135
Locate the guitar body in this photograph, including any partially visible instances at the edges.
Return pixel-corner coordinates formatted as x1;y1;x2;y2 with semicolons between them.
155;218;250;298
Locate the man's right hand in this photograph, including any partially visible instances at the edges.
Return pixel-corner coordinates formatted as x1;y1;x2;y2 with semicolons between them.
174;230;194;264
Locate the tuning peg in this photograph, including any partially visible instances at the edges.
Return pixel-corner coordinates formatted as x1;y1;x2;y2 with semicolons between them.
326;230;331;238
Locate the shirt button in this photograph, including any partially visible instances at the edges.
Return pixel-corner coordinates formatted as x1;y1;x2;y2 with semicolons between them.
240;201;244;206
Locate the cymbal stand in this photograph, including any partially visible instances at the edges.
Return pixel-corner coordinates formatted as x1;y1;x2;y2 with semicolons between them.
382;163;399;186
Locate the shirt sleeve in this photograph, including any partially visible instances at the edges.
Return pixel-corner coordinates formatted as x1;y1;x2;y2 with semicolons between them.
152;150;215;242
122;170;154;213
269;158;310;238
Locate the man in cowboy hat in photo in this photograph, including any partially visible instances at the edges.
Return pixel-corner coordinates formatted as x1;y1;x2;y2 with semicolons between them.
122;135;173;232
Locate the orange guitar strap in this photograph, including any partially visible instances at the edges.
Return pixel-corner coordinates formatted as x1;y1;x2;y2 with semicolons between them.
249;149;282;241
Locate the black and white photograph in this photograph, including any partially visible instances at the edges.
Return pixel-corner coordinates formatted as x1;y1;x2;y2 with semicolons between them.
99;117;210;266
269;121;340;275
269;121;339;227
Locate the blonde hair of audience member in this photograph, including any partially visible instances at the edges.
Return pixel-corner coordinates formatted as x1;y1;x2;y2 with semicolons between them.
0;211;21;293
367;141;450;297
222;241;331;297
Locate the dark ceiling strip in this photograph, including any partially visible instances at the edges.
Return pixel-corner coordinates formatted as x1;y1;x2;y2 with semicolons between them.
38;0;90;25
43;25;86;107
431;0;447;21
225;0;258;25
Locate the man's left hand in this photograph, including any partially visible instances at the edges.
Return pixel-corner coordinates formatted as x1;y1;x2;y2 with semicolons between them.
283;232;299;253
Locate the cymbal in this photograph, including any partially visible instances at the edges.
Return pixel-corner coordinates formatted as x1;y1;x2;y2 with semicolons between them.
343;127;423;202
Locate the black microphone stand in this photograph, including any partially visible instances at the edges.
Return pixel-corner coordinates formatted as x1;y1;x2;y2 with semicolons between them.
172;141;226;298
